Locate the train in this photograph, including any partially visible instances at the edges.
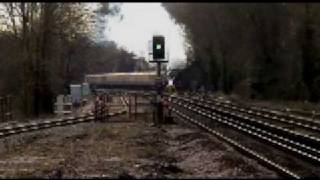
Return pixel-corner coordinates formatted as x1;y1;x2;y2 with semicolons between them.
85;71;168;91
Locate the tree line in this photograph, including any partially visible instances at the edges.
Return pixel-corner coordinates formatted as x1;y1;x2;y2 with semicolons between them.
0;3;149;118
163;3;320;102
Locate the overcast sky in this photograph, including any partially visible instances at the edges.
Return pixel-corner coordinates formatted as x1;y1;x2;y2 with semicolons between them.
105;3;187;68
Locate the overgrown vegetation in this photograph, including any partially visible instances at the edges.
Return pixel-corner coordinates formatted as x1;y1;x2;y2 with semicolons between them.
163;3;320;102
0;3;150;117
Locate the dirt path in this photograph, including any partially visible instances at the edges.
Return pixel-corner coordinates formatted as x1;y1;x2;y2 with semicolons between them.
0;114;277;178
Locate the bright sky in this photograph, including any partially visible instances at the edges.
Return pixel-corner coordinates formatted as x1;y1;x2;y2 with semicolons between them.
105;3;187;68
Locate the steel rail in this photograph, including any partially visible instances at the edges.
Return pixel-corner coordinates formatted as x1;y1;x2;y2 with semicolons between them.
170;99;320;165
173;96;320;149
170;107;301;179
188;94;320;133
0;109;126;139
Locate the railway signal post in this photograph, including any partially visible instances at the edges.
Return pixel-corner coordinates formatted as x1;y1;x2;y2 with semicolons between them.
149;35;168;126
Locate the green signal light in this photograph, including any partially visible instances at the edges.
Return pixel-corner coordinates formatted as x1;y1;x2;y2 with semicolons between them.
156;44;161;50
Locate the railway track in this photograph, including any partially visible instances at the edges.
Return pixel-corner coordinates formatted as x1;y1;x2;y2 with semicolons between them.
175;95;320;155
167;94;320;178
193;93;320;129
170;107;301;178
191;94;320;133
0;107;126;139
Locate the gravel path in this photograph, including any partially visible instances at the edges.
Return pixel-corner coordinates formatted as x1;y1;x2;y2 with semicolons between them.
0;114;278;178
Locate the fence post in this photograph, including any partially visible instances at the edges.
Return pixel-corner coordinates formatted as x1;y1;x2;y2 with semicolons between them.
7;95;12;120
99;95;103;122
167;96;172;117
102;93;106;122
128;94;132;120
106;93;109;121
134;93;137;121
4;96;7;121
0;97;3;121
94;95;98;122
102;94;105;122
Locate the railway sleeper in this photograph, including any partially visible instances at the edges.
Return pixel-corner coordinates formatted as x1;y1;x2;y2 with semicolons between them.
170;100;320;166
170;107;301;179
172;97;320;149
189;95;320;131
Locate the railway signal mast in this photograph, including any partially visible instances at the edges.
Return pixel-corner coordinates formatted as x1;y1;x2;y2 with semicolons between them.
149;35;168;126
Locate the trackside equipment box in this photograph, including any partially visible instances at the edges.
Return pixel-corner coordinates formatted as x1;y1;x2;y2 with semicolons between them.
81;83;90;96
70;84;81;104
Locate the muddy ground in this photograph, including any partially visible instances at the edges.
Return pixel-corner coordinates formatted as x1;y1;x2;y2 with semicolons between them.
0;114;278;178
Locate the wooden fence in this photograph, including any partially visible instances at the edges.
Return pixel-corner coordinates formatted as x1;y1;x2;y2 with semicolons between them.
0;95;13;121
